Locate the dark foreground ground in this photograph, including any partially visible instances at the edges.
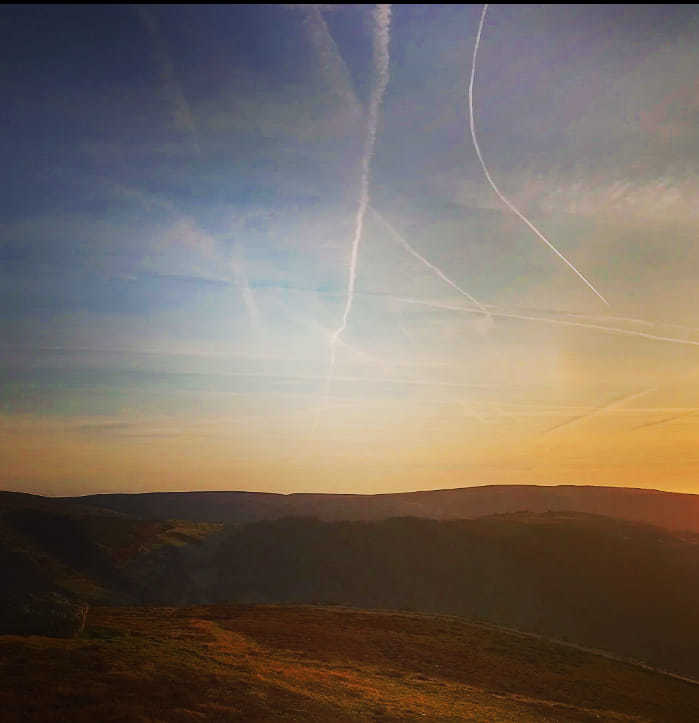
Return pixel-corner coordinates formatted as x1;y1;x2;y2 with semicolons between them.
1;604;698;722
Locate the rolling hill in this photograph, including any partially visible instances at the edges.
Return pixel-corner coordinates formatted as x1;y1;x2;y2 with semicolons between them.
3;491;699;679
62;484;699;533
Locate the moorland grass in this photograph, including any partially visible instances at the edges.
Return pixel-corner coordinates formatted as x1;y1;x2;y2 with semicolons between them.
2;604;699;721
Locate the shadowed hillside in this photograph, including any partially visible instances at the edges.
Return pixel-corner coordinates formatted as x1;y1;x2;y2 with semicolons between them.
2;604;699;721
3;492;699;679
0;491;222;610
62;484;699;533
205;514;699;678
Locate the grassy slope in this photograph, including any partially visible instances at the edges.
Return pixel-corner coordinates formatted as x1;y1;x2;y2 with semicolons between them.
1;605;699;722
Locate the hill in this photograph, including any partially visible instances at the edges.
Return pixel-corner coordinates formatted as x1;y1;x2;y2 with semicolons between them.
62;484;699;533
0;491;222;609
205;513;699;679
2;492;699;679
2;604;698;721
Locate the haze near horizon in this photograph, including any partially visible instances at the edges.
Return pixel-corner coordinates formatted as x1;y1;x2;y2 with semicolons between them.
3;5;699;496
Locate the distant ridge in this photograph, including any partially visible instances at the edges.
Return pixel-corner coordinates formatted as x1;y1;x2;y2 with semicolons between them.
57;484;699;533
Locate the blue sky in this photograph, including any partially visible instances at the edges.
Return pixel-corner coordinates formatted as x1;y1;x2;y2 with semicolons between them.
3;5;699;495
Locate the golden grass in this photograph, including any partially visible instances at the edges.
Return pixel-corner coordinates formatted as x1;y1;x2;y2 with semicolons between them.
2;604;698;721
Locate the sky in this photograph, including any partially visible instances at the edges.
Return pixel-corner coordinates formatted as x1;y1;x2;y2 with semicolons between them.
3;4;699;496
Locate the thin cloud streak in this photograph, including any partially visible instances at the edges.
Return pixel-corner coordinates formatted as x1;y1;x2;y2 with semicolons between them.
329;4;392;354
273;298;395;371
230;247;265;344
632;410;697;431
318;5;392;437
370;206;490;315
135;5;201;156
393;296;699;349
467;4;609;306
541;388;656;437
301;5;362;117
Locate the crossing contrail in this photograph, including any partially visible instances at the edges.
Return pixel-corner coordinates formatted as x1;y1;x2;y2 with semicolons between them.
468;4;609;306
393;295;699;349
301;5;362;118
272;296;394;372
541;387;656;436
370;206;490;316
325;4;392;399
329;5;391;353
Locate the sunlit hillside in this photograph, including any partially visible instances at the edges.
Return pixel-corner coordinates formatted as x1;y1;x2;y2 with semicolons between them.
3;605;699;722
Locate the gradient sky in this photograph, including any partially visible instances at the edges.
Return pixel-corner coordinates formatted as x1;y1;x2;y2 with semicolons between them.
3;4;699;496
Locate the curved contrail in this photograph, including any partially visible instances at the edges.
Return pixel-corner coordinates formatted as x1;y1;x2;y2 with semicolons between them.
468;4;609;306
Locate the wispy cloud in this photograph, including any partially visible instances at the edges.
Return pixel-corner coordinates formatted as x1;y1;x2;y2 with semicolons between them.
135;5;201;156
300;4;362;118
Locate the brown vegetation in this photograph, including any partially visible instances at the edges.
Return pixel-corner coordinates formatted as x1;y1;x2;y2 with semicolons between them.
2;604;699;721
4;491;699;680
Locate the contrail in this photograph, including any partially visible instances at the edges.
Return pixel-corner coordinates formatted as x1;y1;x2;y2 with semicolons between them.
135;6;201;156
138;268;699;342
632;410;696;431
541;387;656;436
488;309;699;347
324;4;392;401
393;295;699;349
505;307;699;339
230;246;264;345
271;296;394;371
468;4;609;306
165;267;699;340
301;5;362;118
369;206;490;316
329;5;391;351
